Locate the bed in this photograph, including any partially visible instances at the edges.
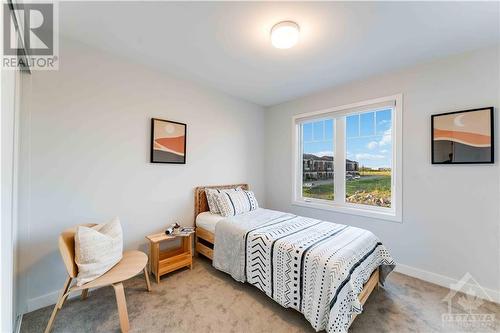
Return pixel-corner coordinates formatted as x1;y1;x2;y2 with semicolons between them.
194;184;395;333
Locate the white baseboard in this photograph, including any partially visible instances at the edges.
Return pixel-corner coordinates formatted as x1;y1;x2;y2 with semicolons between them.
394;264;500;304
26;263;499;313
27;289;80;313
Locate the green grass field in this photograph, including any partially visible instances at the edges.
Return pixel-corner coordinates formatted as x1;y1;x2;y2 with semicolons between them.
346;175;391;197
303;175;391;206
303;183;335;200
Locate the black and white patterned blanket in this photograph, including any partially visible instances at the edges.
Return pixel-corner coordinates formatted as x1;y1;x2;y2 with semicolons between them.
213;209;395;333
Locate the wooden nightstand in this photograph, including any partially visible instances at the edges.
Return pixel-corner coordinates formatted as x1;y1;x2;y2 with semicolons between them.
145;232;194;283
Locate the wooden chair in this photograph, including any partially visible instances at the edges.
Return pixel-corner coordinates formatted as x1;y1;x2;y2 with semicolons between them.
45;224;151;333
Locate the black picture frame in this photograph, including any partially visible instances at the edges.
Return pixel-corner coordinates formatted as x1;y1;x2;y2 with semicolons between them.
431;107;494;164
150;118;187;164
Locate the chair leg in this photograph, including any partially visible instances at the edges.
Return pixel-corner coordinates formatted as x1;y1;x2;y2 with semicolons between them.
143;267;151;292
58;287;74;309
113;283;130;333
81;289;89;300
57;293;68;310
44;276;72;333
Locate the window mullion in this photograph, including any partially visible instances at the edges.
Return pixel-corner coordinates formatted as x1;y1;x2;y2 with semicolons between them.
334;117;345;204
298;124;304;201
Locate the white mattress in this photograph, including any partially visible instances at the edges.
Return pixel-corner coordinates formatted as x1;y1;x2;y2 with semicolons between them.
195;211;225;234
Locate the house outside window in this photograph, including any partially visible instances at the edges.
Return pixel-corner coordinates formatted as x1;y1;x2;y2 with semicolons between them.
293;95;403;222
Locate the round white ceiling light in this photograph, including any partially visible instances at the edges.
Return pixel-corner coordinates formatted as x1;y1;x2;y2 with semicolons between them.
271;21;300;49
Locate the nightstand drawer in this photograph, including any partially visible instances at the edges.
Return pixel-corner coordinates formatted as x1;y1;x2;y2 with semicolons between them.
158;253;192;275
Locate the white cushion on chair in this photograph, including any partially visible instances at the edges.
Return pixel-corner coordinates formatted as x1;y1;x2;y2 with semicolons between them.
75;217;123;286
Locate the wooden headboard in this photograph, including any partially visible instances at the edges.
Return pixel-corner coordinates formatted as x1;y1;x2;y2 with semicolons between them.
194;184;249;219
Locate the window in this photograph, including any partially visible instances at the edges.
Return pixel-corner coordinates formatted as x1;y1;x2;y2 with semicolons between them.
302;119;334;201
345;109;392;207
293;95;402;222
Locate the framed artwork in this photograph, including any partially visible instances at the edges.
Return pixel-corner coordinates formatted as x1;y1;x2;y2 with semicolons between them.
431;107;494;164
150;118;187;164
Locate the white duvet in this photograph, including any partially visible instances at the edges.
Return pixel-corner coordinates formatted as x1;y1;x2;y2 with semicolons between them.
213;208;395;333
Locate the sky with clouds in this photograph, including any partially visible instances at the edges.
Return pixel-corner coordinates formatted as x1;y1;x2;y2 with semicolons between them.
302;109;392;168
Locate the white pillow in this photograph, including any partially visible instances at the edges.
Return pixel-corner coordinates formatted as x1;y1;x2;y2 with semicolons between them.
75;217;123;286
205;187;241;214
215;190;259;217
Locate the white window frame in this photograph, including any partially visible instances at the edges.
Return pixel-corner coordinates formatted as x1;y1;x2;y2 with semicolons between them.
292;94;403;222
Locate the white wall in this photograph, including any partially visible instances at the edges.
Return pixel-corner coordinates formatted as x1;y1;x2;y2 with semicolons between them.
1;67;19;333
1;4;23;327
264;47;500;298
18;38;266;311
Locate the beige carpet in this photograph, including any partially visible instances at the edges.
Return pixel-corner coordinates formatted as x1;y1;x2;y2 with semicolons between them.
21;257;500;333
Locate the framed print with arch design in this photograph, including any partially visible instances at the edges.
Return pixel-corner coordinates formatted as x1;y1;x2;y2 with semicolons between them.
431;107;494;164
150;118;187;164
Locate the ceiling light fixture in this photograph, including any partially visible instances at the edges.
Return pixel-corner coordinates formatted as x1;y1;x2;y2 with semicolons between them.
271;21;300;49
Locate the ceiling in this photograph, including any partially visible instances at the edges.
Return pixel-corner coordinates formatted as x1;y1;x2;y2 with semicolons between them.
60;2;500;106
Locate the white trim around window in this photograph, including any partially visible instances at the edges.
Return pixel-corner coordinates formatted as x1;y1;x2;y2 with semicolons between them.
291;94;403;222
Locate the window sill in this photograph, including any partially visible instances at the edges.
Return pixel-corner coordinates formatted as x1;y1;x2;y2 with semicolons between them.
292;199;402;223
